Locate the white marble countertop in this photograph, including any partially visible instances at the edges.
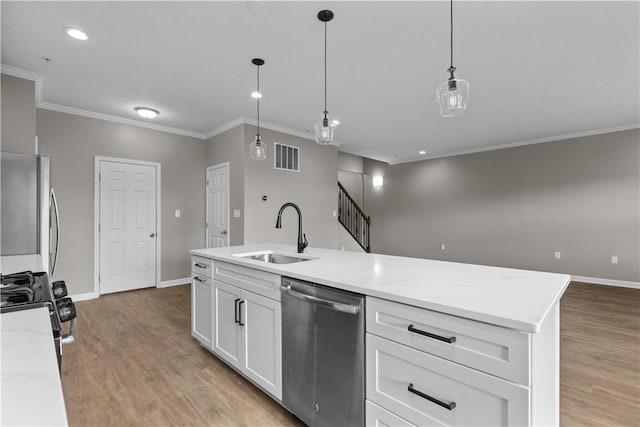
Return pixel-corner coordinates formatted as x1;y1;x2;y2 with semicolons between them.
191;244;571;333
1;307;68;426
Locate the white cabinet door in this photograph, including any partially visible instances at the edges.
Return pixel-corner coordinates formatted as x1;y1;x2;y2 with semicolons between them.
213;280;242;368
242;290;282;400
191;275;212;349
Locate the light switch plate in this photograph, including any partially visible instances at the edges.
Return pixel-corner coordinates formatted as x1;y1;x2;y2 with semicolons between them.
175;210;181;218
233;209;241;218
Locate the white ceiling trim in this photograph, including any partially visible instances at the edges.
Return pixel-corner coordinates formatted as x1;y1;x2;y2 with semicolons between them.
388;123;640;165
206;116;342;147
38;102;208;140
1;64;43;105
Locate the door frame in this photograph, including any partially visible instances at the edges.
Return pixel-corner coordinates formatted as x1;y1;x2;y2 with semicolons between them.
206;162;230;247
93;156;162;296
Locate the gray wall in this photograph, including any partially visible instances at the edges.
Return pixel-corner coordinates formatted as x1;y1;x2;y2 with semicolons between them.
338;152;364;207
364;129;640;282
1;74;36;153
243;125;339;249
207;126;245;245
37;109;208;295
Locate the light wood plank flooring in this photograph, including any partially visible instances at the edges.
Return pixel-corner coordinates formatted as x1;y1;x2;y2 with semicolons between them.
61;282;639;426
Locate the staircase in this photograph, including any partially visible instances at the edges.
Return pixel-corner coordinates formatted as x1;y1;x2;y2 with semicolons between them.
338;181;371;252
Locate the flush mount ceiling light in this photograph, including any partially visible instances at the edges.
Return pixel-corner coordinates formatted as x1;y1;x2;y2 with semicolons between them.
314;9;338;145
436;0;469;117
419;150;427;155
251;91;262;99
134;107;159;119
63;27;90;41
249;58;267;161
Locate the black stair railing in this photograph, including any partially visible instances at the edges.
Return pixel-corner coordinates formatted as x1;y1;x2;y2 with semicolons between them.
338;181;371;253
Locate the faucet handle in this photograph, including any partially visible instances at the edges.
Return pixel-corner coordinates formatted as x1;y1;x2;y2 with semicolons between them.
300;233;309;253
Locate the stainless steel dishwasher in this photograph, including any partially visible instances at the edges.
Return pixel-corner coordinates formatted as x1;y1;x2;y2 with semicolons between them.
281;276;364;427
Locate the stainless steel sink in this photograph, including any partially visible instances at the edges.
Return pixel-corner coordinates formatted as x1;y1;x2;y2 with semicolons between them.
234;251;315;265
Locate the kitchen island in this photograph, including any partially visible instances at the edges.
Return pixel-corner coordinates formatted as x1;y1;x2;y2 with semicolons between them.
190;244;570;426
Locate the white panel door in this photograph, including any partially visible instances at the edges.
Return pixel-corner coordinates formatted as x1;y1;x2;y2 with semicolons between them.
99;160;157;294
206;163;229;248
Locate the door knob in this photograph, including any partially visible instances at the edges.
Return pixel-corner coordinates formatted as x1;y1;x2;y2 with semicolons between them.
149;233;156;237
221;230;227;235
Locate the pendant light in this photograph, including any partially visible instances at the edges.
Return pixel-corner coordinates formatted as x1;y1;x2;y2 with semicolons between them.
249;58;267;160
315;9;337;145
436;0;469;117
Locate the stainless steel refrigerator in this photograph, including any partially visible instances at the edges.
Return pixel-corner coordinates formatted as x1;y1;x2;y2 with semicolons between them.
1;152;59;275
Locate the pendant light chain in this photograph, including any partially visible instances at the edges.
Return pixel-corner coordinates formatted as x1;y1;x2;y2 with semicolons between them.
256;63;260;135
324;20;328;115
450;0;454;71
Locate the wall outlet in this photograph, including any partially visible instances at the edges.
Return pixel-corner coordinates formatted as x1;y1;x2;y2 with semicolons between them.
554;251;561;259
233;209;241;218
175;210;181;218
441;244;446;250
611;256;618;264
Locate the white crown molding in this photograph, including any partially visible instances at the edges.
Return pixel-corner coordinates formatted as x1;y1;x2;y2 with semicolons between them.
38;102;208;139
571;275;639;289
389;123;640;165
1;64;43;104
206;116;342;146
204;117;247;139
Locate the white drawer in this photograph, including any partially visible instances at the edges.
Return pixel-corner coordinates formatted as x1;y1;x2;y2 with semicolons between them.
214;261;280;301
366;297;530;385
192;256;213;278
366;400;417;427
366;334;529;427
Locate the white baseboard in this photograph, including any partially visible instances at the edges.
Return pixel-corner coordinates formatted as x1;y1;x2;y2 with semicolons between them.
157;277;190;288
571;275;639;289
69;291;99;301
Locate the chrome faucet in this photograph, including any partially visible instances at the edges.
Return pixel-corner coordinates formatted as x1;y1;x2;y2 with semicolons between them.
275;202;308;253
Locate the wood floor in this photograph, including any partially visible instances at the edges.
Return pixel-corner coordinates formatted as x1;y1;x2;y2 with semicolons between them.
61;282;639;426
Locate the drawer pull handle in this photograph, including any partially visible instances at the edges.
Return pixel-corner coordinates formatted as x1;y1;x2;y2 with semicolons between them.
193;276;205;282
408;383;456;411
408;324;456;343
194;263;208;268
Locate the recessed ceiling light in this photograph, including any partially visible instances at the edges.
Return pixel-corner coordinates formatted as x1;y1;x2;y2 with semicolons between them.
419;150;427;155
134;107;159;119
251;91;262;99
64;27;90;41
331;119;340;126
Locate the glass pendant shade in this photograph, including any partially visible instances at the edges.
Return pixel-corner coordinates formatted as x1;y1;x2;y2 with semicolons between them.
249;135;267;160
437;78;469;117
314;116;336;145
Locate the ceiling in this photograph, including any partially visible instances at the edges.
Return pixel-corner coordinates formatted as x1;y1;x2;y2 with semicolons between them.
2;1;638;164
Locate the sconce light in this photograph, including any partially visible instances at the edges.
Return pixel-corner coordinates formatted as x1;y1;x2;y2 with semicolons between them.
372;176;384;187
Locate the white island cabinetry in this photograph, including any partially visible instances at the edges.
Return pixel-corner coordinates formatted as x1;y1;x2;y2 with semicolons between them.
190;244;569;426
212;261;282;400
191;255;213;349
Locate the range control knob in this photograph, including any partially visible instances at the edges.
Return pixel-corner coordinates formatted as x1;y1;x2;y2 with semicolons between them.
52;280;68;299
57;298;77;323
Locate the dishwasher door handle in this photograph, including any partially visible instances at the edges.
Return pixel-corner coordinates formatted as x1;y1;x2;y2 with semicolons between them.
280;284;360;314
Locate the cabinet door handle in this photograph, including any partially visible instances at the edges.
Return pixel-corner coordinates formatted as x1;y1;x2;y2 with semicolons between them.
234;298;241;324
193;276;205;282
194;263;207;268
408;324;456;343
238;300;245;326
408;383;456;411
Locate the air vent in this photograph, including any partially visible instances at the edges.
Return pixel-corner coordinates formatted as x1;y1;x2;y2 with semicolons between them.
274;142;299;172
